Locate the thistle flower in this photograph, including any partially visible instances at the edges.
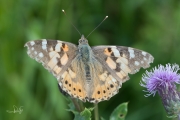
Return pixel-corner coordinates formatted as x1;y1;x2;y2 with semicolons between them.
140;64;180;118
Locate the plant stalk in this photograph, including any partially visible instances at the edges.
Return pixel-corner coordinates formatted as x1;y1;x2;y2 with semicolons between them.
94;103;99;120
71;98;81;112
78;100;85;111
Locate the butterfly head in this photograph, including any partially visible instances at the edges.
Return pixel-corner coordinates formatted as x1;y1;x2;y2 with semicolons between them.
79;35;88;45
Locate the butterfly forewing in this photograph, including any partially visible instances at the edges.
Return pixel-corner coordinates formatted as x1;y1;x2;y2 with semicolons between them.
24;39;91;100
92;46;154;83
25;39;78;80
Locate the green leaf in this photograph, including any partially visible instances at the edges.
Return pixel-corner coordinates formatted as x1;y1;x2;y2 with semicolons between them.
80;107;94;120
110;102;128;120
67;101;93;120
101;117;106;120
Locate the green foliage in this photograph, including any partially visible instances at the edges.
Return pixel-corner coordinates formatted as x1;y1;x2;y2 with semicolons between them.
68;100;128;120
80;108;94;120
100;117;106;120
67;101;93;120
110;102;128;120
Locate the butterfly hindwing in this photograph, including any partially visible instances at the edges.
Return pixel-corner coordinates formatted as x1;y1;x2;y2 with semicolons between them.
92;46;154;83
58;68;87;102
89;70;121;103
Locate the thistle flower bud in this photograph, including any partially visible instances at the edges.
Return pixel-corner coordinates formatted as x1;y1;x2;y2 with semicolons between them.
140;64;180;118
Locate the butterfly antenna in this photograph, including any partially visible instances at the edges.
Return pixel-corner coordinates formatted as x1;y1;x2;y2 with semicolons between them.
62;9;81;36
86;16;108;38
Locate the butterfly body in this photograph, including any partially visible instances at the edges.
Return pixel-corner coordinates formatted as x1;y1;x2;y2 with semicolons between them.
25;35;154;103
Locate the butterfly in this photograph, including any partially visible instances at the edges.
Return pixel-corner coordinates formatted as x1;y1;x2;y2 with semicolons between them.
24;35;154;103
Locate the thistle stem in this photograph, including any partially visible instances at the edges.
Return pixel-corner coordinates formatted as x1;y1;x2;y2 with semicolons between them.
94;103;99;120
71;98;81;112
78;100;85;111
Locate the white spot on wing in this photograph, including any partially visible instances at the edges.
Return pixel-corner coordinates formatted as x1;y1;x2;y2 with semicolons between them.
31;47;34;50
42;39;47;50
39;52;44;57
135;61;140;66
112;48;120;57
34;51;37;54
144;57;147;61
142;51;147;56
49;51;57;58
42;39;47;44
59;82;62;86
128;48;135;59
55;43;62;52
141;61;144;64
30;41;35;46
42;45;47;50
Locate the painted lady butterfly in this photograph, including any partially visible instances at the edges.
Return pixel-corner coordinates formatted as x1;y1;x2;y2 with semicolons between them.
25;35;154;103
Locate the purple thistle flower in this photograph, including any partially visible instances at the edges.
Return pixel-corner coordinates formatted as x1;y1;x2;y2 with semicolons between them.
140;64;180;118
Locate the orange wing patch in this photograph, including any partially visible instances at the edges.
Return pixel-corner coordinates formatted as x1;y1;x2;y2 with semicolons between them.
61;53;68;65
59;70;87;102
62;43;69;52
89;74;120;103
104;48;113;56
91;85;103;101
106;57;116;69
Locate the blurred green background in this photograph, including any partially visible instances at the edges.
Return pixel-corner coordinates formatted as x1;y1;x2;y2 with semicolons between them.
1;0;180;120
